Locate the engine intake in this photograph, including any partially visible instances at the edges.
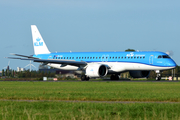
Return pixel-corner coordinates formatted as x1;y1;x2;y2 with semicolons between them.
86;64;108;77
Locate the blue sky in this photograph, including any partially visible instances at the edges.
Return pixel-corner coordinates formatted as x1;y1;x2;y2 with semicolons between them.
0;0;180;70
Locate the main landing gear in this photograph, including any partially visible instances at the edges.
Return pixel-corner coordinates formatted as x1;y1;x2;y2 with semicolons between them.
155;70;161;81
81;75;90;81
110;74;119;80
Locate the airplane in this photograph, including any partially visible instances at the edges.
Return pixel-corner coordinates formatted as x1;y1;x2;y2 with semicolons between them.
7;25;177;81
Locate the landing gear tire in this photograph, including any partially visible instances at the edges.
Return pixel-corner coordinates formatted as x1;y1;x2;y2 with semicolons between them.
155;71;162;81
81;75;86;81
81;75;89;81
156;76;161;81
110;75;115;80
156;73;161;81
115;74;119;80
110;74;119;80
85;76;90;81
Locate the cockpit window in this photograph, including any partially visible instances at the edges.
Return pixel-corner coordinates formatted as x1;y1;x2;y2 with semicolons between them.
162;55;170;58
158;55;162;58
158;55;170;59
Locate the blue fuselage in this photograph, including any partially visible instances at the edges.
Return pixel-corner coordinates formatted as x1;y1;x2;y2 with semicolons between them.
33;51;176;68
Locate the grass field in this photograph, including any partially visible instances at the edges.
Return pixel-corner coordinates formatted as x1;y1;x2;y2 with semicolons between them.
1;101;180;120
0;81;180;102
0;81;180;119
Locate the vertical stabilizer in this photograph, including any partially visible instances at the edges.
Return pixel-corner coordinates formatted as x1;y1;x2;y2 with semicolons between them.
31;25;50;55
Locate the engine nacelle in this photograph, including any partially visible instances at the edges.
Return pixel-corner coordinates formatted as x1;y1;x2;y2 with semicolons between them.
86;64;108;77
129;71;151;78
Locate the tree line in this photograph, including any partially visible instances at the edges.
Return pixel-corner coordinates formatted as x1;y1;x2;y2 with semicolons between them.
1;69;55;78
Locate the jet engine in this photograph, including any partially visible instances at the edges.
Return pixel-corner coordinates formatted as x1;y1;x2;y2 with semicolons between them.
86;64;108;77
129;71;151;78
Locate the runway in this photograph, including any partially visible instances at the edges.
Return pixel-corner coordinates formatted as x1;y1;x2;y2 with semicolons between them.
0;79;179;82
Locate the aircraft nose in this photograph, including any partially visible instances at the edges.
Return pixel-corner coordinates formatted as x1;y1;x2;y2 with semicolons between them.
167;59;177;67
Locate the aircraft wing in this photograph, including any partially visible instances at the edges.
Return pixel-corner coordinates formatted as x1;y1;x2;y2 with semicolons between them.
10;53;39;59
6;57;87;66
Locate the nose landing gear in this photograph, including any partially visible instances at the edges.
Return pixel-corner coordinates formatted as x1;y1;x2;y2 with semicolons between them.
155;70;161;81
156;74;161;81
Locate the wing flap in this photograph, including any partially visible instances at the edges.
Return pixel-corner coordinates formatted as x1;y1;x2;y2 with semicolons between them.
32;59;87;66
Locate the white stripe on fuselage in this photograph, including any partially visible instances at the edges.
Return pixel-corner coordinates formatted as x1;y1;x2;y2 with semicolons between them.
47;62;173;72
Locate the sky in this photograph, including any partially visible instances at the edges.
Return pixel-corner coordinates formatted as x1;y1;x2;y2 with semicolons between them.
0;0;180;71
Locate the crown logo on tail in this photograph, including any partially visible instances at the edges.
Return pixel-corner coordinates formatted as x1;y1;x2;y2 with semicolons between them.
36;37;41;42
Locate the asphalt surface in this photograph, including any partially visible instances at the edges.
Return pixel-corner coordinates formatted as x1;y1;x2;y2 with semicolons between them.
0;79;179;82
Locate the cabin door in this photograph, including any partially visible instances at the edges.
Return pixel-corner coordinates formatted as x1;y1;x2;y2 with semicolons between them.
149;55;154;64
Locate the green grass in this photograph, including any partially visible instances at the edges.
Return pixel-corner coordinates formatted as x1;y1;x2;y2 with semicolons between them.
0;81;180;102
0;101;180;120
0;81;180;119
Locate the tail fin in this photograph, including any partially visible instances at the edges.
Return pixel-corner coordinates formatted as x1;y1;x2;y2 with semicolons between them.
31;25;50;55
